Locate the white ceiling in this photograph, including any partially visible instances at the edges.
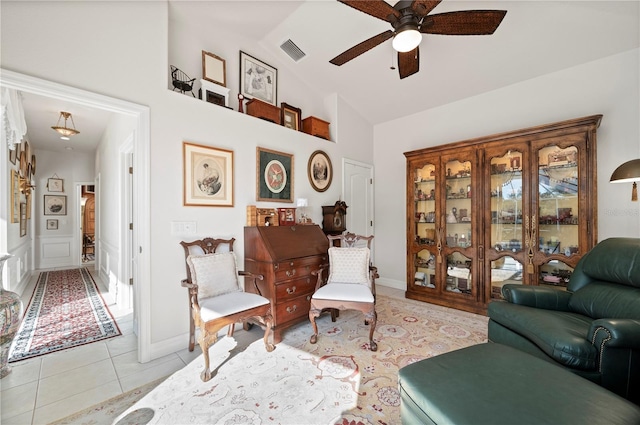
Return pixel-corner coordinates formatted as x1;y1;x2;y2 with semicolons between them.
21;0;640;154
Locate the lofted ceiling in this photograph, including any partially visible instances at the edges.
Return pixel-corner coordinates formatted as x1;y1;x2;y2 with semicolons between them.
21;0;639;154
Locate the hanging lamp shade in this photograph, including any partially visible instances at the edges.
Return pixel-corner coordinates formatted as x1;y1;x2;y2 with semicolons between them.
610;158;640;201
51;111;80;137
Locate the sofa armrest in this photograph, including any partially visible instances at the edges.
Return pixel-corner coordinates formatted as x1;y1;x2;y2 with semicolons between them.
589;319;640;349
502;284;572;311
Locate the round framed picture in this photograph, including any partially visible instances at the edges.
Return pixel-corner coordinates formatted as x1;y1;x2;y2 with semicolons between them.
308;150;332;192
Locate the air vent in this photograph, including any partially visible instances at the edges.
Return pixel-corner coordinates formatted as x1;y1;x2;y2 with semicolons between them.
280;39;306;62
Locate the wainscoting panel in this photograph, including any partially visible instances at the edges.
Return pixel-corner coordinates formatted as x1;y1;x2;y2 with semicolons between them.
38;235;75;270
6;239;33;295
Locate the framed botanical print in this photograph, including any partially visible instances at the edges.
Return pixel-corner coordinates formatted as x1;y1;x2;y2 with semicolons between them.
46;219;58;230
183;141;234;207
308;150;333;192
281;103;301;131
11;170;19;223
239;51;277;106
44;195;67;215
20;203;27;237
256;147;293;202
47;177;64;192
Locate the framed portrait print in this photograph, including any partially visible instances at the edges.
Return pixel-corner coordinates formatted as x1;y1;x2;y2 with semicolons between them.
46;219;58;230
183;141;234;207
280;103;301;131
11;170;19;223
47;178;64;192
239;51;277;106
256;147;293;202
202;50;226;87
44;195;66;215
308;150;333;192
20;203;27;237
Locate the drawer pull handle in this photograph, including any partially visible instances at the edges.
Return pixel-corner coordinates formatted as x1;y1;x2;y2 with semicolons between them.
286;305;297;314
286;286;296;294
286;269;296;277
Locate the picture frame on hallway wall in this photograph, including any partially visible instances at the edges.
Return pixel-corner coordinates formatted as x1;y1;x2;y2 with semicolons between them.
239;51;277;106
44;195;66;215
256;147;293;203
308;150;332;192
183;141;234;207
11;170;19;223
47;177;64;192
20;203;27;237
46;219;58;230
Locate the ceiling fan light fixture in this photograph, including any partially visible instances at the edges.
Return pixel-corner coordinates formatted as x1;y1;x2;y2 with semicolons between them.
51;111;80;138
392;27;422;52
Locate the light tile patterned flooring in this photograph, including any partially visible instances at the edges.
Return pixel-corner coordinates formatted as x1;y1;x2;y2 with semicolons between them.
0;266;405;424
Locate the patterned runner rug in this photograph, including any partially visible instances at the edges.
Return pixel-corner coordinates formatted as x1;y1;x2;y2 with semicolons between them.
9;267;121;362
114;295;488;425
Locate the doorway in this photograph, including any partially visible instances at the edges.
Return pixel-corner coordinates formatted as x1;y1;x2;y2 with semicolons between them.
343;158;375;256
79;183;96;265
0;69;152;363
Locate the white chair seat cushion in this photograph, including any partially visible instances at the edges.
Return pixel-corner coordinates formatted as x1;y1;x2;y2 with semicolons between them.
187;252;241;299
328;247;370;284
312;283;374;303
199;291;270;322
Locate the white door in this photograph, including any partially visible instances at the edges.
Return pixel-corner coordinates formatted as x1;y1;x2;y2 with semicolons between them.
343;159;374;238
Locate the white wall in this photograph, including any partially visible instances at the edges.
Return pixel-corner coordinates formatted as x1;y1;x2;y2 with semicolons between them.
0;1;374;358
374;49;640;288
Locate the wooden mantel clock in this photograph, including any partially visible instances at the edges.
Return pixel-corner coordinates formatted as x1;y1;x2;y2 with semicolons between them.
322;201;348;235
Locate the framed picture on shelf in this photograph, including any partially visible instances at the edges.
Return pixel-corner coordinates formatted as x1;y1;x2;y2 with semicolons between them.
46;219;58;230
307;150;333;192
183;141;234;207
47;177;64;192
9;145;17;164
256;147;293;202
280;103;301;131
44;195;67;215
239;51;277;106
202;50;226;87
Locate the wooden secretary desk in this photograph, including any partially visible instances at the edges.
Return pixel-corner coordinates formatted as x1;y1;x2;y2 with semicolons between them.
244;225;329;343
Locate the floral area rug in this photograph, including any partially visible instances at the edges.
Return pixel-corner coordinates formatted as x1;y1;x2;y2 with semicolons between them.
9;267;121;362
114;295;488;425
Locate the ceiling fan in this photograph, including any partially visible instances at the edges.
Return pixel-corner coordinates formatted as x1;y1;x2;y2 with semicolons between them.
330;0;507;79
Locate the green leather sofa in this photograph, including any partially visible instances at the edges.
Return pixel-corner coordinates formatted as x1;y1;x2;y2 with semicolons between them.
488;237;640;404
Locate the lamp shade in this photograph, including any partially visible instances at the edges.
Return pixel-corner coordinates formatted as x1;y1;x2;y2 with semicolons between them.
392;28;422;52
610;159;640;183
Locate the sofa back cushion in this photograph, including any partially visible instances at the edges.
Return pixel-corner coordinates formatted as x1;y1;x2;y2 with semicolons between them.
569;281;640;319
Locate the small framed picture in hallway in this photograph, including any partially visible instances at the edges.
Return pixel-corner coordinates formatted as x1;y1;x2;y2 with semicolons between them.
46;219;58;230
44;195;66;215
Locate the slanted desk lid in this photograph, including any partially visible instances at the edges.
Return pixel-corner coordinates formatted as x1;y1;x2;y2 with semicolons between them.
245;225;329;262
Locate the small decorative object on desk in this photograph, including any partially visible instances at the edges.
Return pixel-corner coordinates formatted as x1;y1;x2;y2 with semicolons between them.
0;254;21;378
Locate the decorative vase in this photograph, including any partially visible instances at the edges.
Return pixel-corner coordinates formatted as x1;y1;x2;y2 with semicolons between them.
0;254;22;378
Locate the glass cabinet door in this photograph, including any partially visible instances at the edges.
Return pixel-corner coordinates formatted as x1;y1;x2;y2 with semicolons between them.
486;148;526;298
535;142;581;288
413;161;438;291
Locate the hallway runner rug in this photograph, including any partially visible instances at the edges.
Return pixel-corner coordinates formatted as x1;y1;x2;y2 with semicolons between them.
8;267;121;362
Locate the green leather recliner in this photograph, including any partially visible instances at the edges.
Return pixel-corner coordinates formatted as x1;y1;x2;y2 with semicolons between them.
488;237;640;404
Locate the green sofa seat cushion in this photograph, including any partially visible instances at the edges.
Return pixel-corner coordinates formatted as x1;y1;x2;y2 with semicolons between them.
398;343;640;425
487;302;597;369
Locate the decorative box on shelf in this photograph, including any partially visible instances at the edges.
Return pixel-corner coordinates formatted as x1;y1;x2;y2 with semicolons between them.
200;79;230;108
302;116;331;140
246;98;280;124
277;208;296;226
246;206;279;227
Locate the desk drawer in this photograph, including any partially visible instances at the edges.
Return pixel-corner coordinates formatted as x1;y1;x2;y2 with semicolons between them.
274;256;325;281
275;295;312;322
275;276;316;301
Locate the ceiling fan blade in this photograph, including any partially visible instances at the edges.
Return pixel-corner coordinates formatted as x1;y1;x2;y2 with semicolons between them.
421;10;507;35
330;30;394;66
338;0;400;23
398;47;420;79
411;0;442;17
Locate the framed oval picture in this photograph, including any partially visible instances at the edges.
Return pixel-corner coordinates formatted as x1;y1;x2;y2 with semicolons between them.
308;150;332;192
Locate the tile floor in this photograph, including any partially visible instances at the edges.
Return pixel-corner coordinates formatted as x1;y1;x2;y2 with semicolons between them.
0;266;202;425
0;266;405;425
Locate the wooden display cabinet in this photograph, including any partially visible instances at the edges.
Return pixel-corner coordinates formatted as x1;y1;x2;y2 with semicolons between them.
404;115;601;314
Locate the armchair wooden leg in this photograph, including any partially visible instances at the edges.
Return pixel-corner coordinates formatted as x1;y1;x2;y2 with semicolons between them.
262;313;276;352
197;331;218;382
366;310;377;352
309;306;321;344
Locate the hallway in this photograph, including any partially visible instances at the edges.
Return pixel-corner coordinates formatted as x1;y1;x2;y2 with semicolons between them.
0;267;200;424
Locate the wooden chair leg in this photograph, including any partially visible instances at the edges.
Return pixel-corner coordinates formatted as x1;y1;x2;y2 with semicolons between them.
367;310;378;352
197;331;218;382
309;306;321;344
262;313;276;352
